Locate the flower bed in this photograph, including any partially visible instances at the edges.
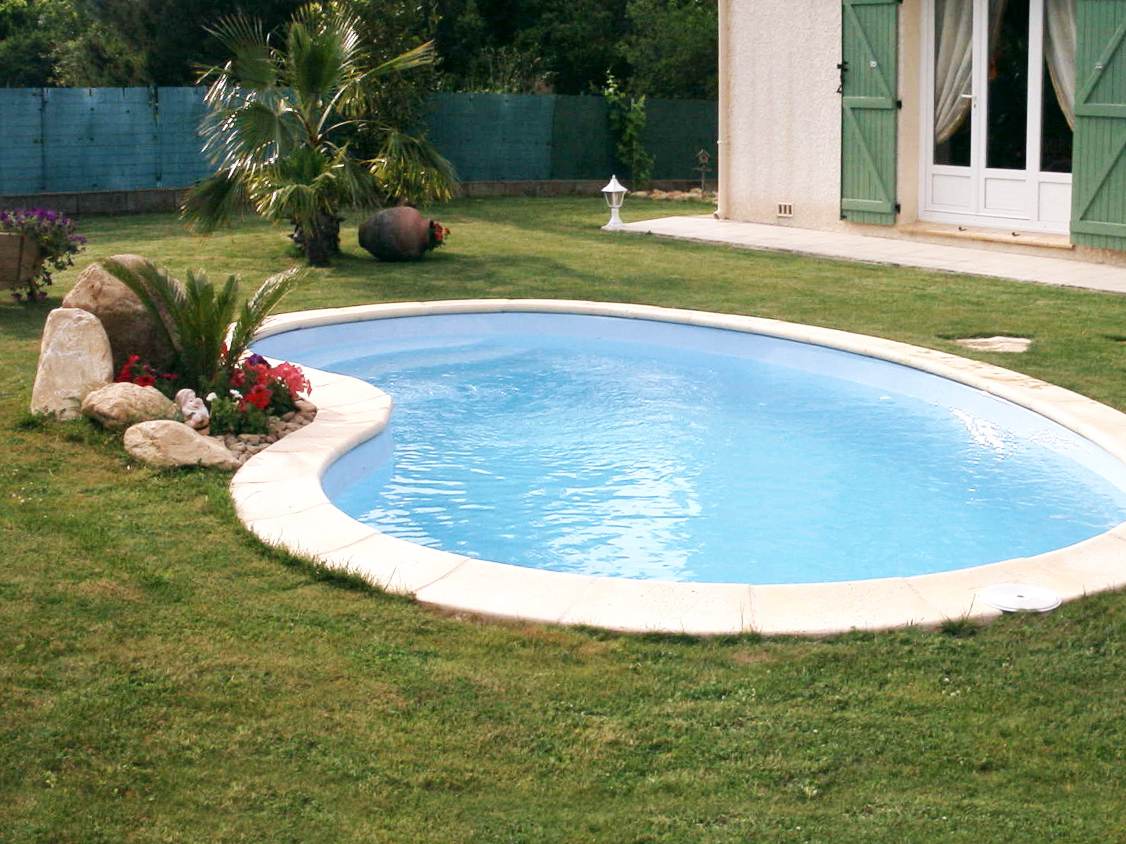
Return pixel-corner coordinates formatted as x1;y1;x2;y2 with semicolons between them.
217;399;317;465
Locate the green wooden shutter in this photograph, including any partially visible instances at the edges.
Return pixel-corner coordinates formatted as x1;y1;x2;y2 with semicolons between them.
1072;0;1126;249
840;0;898;225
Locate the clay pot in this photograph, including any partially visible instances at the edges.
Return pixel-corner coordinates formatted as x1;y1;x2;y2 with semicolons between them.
358;206;443;261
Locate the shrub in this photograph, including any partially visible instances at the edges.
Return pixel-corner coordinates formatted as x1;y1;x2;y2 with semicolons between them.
100;258;304;397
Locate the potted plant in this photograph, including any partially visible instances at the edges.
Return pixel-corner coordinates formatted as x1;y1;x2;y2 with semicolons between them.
0;208;87;302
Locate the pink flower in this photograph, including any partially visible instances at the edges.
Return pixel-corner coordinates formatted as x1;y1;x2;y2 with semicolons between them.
269;362;310;396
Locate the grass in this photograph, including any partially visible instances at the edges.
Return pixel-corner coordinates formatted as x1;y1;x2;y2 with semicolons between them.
3;197;1126;843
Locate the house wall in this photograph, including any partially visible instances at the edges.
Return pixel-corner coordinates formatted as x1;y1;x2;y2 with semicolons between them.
719;0;922;231
898;0;921;228
719;0;1126;266
720;0;844;228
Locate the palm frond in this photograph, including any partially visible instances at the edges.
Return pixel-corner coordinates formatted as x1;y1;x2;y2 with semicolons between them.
284;5;366;135
98;258;182;357
225;267;306;368
286;16;360;105
204;14;276;90
181;171;252;234
170;270;241;392
373;129;459;206
255;180;324;230
369;40;435;78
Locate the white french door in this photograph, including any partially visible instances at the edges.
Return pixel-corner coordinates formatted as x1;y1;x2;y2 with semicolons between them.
921;0;1075;233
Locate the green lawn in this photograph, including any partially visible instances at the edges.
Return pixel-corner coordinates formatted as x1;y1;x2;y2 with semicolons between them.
2;197;1126;843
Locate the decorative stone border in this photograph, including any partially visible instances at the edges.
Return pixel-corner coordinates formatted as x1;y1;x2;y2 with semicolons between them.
230;300;1126;636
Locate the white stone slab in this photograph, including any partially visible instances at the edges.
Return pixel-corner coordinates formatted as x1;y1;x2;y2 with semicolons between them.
414;558;598;624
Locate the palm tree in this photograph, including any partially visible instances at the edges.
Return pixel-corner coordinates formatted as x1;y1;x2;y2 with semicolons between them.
182;1;457;265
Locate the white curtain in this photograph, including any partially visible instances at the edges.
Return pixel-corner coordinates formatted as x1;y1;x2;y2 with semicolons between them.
1045;0;1077;129
934;0;975;144
934;0;1008;145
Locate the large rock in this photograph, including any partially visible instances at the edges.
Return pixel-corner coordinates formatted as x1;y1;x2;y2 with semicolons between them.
62;255;177;371
123;420;240;470
81;382;177;430
358;206;443;261
30;308;114;420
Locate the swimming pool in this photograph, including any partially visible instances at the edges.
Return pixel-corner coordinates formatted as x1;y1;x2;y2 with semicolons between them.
232;300;1126;635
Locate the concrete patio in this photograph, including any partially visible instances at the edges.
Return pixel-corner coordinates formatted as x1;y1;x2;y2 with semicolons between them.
618;215;1126;296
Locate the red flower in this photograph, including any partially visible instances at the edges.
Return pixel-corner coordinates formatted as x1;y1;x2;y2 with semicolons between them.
134;374;156;388
231;369;246;389
246;384;272;409
115;354;140;383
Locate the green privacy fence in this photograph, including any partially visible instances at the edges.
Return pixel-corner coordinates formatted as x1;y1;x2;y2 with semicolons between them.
0;88;213;195
424;93;717;182
0;88;717;196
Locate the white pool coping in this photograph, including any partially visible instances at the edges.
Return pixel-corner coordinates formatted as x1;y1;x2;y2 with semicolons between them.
231;300;1126;636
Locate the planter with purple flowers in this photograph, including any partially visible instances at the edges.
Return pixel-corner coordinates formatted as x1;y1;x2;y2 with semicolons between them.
0;208;87;302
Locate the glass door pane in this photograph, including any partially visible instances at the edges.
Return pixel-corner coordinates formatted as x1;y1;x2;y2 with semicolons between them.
986;0;1029;170
1041;0;1074;172
934;0;973;166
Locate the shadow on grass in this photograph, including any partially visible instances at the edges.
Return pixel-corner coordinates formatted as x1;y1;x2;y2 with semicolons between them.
302;250;666;307
0;298;55;344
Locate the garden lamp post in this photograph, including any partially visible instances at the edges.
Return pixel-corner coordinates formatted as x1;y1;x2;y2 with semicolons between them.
601;175;628;231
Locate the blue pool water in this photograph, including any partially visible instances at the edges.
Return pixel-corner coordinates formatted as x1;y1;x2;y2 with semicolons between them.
254;312;1126;584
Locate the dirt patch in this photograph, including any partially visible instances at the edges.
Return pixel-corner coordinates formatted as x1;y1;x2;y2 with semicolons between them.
74;578;144;603
954;336;1032;353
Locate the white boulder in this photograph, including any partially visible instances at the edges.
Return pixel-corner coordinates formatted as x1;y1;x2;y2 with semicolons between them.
123;420;240;470
30;307;114;420
81;382;177;430
61;254;177;371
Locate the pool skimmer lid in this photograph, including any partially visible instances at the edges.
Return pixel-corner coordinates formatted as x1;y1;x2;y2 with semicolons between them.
978;583;1062;613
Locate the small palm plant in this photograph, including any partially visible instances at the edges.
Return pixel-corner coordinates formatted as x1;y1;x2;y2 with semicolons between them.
100;257;304;396
183;1;457;265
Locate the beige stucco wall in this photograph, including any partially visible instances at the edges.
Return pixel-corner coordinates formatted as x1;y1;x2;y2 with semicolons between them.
719;0;922;231
720;0;845;229
897;0;921;227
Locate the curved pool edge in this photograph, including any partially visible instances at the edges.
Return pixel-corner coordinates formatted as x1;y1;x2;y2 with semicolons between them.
230;299;1126;636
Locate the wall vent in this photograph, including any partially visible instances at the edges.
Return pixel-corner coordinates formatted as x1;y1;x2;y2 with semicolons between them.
777;202;794;218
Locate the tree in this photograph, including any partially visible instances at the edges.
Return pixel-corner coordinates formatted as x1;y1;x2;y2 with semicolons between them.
181;1;457;265
0;0;63;86
621;0;717;100
0;0;309;87
511;0;629;95
65;0;305;85
435;0;629;95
